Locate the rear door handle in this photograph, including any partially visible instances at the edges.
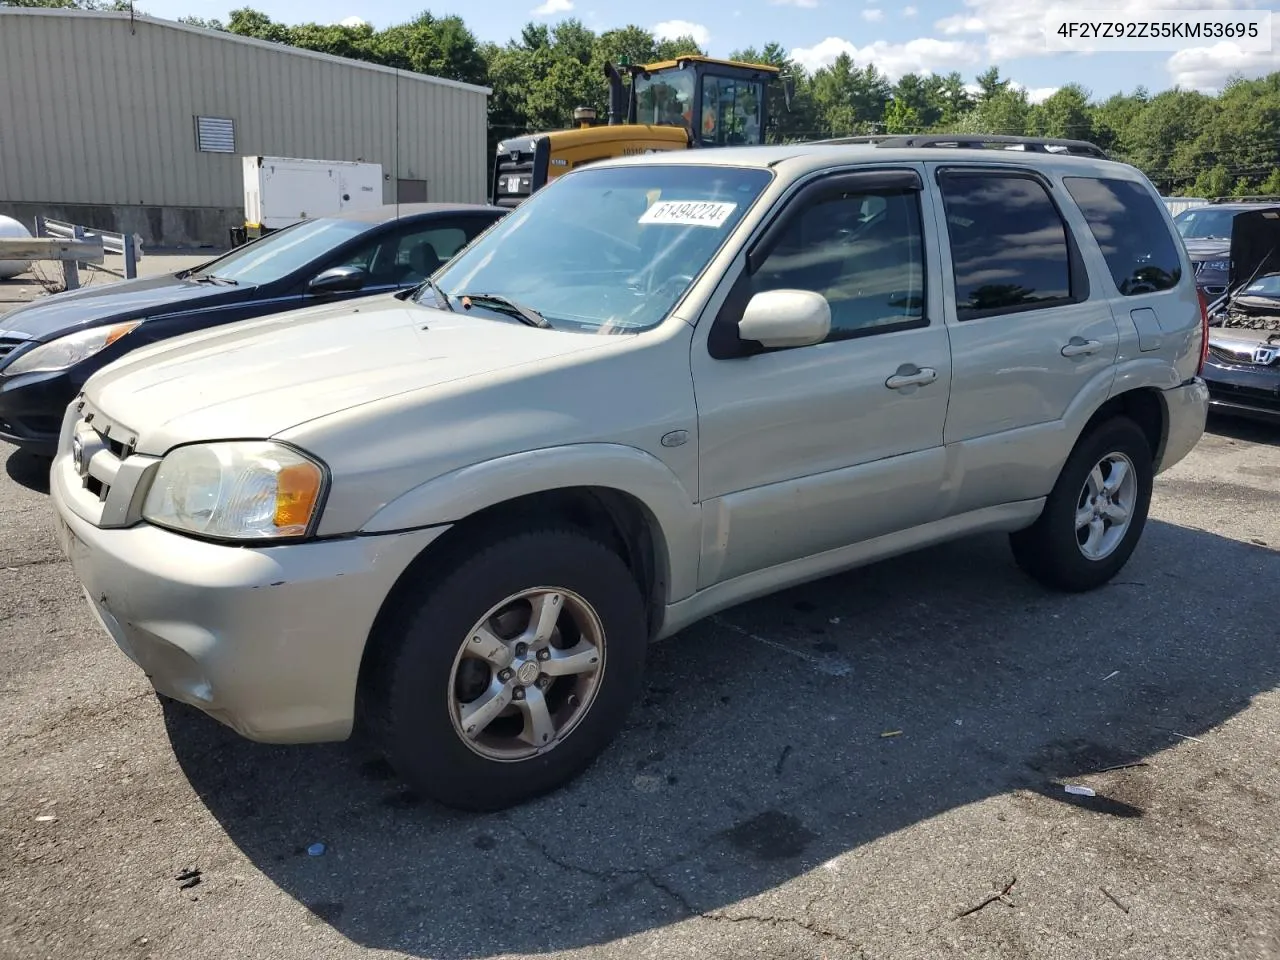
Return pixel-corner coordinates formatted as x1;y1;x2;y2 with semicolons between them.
885;366;938;390
1061;337;1102;357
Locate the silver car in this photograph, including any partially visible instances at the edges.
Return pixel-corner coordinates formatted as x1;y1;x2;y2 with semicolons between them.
50;135;1209;811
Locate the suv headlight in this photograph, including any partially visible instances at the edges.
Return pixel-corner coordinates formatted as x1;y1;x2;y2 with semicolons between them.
142;441;327;540
4;321;141;375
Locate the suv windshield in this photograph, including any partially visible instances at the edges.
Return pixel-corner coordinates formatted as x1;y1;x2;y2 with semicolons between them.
1174;208;1238;240
429;164;773;333
186;217;372;285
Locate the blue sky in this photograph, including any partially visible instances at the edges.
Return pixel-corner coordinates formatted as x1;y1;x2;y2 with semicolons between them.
144;0;1280;100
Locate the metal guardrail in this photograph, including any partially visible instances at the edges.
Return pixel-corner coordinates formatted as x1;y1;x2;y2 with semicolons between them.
34;216;143;290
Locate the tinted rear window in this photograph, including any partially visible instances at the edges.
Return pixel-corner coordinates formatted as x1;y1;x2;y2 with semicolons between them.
937;172;1072;320
1065;177;1183;296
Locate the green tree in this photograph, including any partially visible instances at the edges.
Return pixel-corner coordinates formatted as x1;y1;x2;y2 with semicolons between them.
1029;83;1093;140
1190;164;1232;198
884;98;922;134
974;66;1008;102
892;73;942;129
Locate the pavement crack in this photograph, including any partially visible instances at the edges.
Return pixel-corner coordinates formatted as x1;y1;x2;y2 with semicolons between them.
955;876;1018;920
521;838;614;882
523;840;697;916
701;910;860;947
641;870;696;915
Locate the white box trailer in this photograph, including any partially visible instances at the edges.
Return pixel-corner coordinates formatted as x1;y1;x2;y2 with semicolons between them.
1162;196;1209;217
241;156;384;236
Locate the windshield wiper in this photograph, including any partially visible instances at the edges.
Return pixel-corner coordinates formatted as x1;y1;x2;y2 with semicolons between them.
459;293;552;329
190;274;239;286
423;278;454;312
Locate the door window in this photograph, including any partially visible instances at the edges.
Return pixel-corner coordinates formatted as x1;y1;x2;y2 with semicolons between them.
699;75;765;146
1063;177;1183;295
937;172;1073;320
750;188;927;342
334;223;473;287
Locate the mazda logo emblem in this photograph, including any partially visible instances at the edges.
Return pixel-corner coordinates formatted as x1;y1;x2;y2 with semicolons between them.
71;436;84;473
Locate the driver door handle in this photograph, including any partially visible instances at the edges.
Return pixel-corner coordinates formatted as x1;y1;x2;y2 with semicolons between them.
1061;337;1102;357
885;366;938;390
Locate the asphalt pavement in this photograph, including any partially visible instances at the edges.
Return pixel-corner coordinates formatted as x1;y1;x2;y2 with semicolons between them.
2;418;1279;960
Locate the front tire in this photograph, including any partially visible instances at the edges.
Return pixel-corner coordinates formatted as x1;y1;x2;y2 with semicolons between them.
1010;416;1154;593
365;526;648;811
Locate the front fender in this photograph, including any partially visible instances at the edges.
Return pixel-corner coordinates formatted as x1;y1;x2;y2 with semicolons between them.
358;443;703;603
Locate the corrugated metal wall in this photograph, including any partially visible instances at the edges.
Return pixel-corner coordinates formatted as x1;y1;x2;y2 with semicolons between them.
0;10;490;210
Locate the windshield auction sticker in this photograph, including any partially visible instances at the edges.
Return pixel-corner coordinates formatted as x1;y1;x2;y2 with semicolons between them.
640;201;738;228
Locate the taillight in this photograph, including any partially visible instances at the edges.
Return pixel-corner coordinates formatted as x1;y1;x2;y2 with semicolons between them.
1196;288;1209;375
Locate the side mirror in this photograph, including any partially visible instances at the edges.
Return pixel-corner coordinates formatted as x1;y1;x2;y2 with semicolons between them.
738;289;831;349
307;265;367;295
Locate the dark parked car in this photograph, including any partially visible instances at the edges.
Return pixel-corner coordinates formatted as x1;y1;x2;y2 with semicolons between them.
1203;207;1280;424
1173;199;1280;298
0;202;507;456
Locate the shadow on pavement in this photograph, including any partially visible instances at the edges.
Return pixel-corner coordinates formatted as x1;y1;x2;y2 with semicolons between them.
1206;412;1280;445
161;519;1279;959
5;446;51;494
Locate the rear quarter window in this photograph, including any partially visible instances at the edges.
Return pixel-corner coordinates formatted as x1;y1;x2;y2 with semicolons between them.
1064;177;1183;296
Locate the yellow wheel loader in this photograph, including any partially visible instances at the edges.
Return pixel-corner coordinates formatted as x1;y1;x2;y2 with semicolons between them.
490;55;787;207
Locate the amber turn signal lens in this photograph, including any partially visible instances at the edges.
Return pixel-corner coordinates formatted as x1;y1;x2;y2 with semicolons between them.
105;321;142;346
274;461;323;532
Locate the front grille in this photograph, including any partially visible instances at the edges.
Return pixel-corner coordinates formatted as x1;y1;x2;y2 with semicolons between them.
494;158;535;207
59;396;157;529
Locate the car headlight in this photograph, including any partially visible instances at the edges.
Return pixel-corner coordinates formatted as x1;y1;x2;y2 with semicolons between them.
142;441;327;540
1203;260;1231;273
3;321;141;375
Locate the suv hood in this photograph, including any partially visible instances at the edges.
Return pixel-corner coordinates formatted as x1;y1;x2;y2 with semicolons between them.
83;295;620;455
0;271;251;341
1183;238;1230;260
1229;209;1280;289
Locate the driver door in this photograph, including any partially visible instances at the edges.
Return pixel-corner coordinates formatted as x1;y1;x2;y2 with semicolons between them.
690;166;954;588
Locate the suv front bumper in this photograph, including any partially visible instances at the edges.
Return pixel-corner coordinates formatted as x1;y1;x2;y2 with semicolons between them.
51;451;448;743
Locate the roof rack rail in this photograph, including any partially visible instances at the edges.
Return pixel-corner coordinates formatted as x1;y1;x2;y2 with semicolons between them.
808;133;1110;159
1208;195;1280;204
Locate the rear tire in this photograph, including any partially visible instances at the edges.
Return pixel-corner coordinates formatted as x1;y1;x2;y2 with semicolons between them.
1010;416;1154;593
364;526;648;811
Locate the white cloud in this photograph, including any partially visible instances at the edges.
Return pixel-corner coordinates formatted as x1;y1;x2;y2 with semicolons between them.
790;36;982;79
531;0;573;15
1166;17;1280;92
903;6;918;17
862;8;885;22
771;0;819;7
653;19;712;47
336;15;368;27
1009;81;1060;103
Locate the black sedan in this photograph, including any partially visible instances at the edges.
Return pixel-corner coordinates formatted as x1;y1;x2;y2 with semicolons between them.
0;202;507;456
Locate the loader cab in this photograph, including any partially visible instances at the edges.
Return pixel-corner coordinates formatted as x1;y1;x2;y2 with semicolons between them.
632;56;777;148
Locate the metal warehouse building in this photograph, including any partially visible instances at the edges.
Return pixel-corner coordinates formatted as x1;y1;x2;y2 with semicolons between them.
0;8;491;246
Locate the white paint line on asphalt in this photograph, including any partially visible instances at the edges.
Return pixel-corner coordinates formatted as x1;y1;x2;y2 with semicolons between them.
710;616;854;677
